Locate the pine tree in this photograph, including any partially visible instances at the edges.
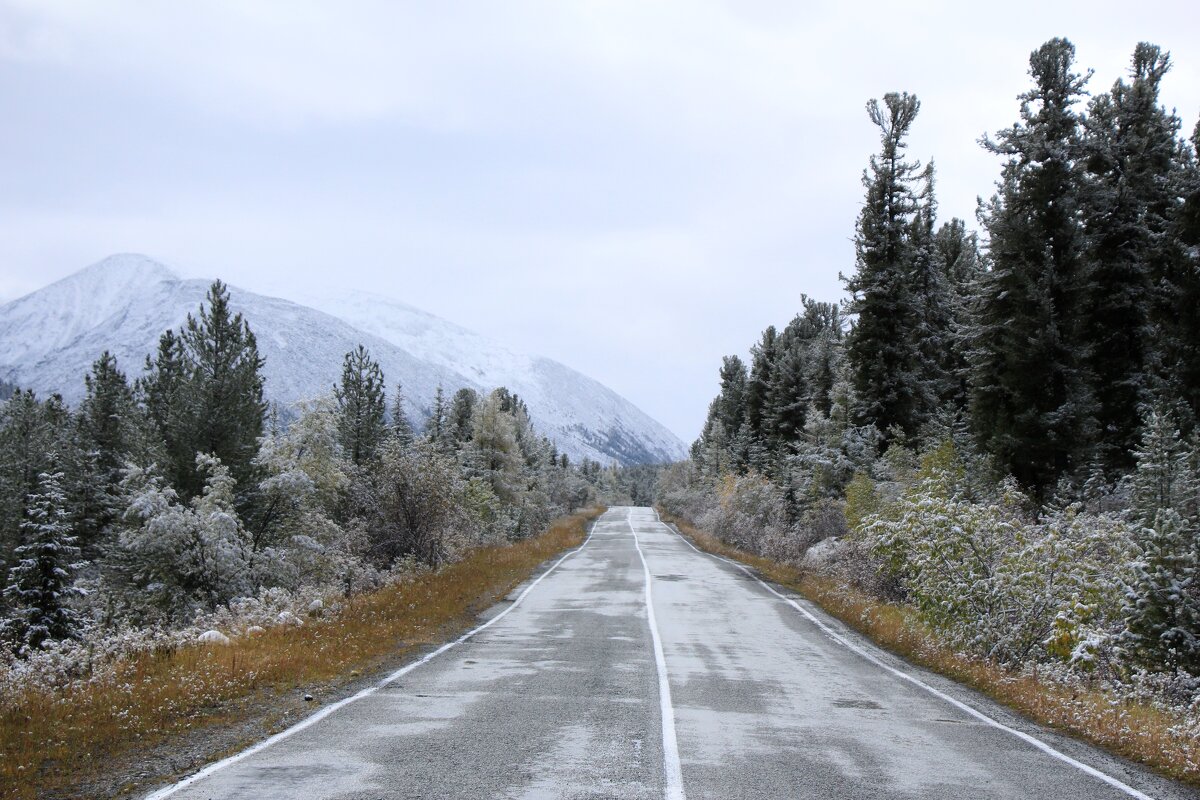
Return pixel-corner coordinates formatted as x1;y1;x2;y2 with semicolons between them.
334;345;387;466
933;219;982;413
426;385;450;450
714;356;748;439
744;327;778;445
142;282;267;499
181;281;267;495
1156;118;1200;421
3;470;82;651
76;352;148;549
1080;43;1183;471
390;382;415;445
907;162;956;418
448;388;478;444
844;92;929;444
0;391;74;571
969;38;1095;493
1122;401;1200;671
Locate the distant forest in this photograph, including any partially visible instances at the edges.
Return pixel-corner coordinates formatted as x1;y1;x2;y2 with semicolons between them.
0;280;618;663
661;39;1200;691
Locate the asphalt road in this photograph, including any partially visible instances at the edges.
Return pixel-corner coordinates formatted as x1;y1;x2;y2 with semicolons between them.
148;507;1197;800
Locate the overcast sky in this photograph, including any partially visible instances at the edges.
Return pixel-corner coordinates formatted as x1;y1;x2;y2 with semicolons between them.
1;1;1197;443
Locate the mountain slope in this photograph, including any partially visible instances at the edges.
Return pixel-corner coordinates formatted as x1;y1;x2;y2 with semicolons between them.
0;254;686;465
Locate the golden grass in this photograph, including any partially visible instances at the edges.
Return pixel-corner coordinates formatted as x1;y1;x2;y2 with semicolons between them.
0;507;604;800
660;512;1200;787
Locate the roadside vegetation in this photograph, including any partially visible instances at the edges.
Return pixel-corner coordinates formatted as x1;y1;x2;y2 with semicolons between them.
661;513;1199;786
0;507;602;799
0;276;625;798
653;36;1200;787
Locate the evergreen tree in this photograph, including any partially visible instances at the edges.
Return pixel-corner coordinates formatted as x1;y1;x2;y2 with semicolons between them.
907;163;956;416
844;92;928;444
0;392;73;570
334;345;387;466
76;352;148;549
744;327;778;444
1122;401;1200;671
1080;43;1184;471
426;385;450;450
390;382;415;445
142;281;267;499
3;470;82;651
1156;118;1200;420
448;388;479;444
969;38;1095;493
933;219;982;413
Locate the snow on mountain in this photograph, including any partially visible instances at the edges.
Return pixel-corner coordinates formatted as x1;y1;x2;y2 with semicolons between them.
0;254;686;465
294;288;688;466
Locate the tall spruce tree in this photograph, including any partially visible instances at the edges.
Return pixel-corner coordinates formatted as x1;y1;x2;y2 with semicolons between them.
844;92;928;444
744;327;778;446
76;352;147;549
1122;401;1200;671
334;345;387;466
970;38;1095;492
3;470;82;651
448;388;479;444
934;219;982;413
426;385;450;450
1080;43;1183;470
390;382;415;445
1157;118;1200;421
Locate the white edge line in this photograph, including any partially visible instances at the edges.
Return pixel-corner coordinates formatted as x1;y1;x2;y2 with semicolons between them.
144;518;601;800
654;510;1156;800
630;508;687;800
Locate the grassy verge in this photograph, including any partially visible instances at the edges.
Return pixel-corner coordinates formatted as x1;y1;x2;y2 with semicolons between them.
0;507;604;800
660;512;1200;787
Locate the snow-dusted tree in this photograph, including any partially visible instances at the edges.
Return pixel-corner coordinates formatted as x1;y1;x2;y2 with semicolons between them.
76;352;150;549
744;326;778;447
389;382;415;445
0;391;74;570
448;388;478;444
933;219;982;413
142;281;267;500
249;397;352;588
334;345;387;466
370;438;474;567
843;92;930;445
906;162;956;417
114;454;251;619
3;470;83;651
1121;401;1200;671
426;385;450;450
970;38;1095;493
465;389;524;505
1080;43;1185;471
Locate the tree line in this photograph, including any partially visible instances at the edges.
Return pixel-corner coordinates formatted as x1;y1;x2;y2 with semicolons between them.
0;281;609;655
660;39;1200;685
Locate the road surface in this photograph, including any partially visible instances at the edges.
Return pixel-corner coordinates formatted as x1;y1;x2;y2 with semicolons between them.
148;507;1196;800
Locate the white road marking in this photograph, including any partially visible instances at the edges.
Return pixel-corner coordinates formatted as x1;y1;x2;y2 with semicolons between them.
654;511;1156;800
629;509;688;800
144;519;602;800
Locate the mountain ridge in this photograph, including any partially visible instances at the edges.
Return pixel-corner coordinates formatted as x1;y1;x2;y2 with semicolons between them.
0;254;686;465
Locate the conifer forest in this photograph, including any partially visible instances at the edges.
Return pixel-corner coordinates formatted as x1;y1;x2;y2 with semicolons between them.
659;39;1200;709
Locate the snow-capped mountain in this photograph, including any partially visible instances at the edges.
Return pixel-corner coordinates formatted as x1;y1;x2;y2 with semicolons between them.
0;254;686;465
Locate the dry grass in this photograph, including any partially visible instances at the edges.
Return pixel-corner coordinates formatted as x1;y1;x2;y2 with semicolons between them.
0;507;604;800
661;512;1200;787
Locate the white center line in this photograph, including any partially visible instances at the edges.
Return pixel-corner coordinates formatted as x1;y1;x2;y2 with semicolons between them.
629;508;687;800
654;510;1156;800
